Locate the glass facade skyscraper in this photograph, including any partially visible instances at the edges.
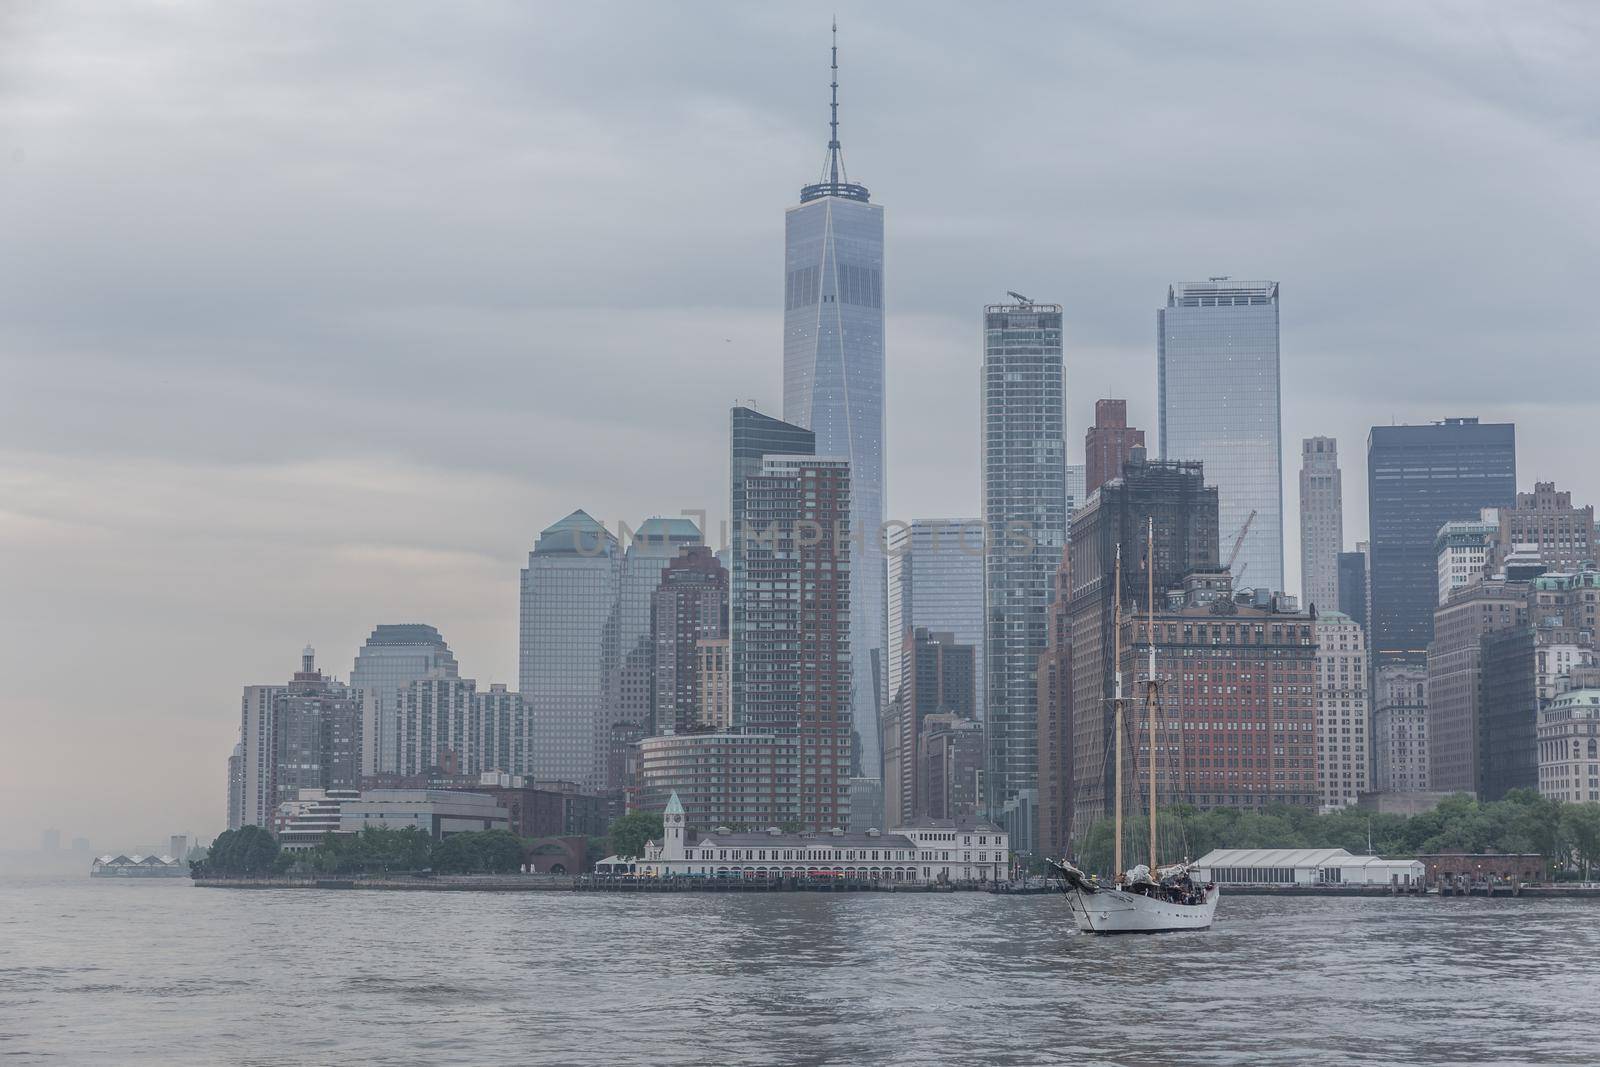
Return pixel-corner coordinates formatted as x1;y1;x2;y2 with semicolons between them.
613;517;702;742
1158;279;1284;595
886;520;986;722
349;623;459;776
981;299;1067;847
519;510;620;791
1366;417;1516;664
782;33;886;779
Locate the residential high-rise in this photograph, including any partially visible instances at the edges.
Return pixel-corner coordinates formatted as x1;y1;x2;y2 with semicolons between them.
238;683;286;828
275;646;361;805
1084;399;1144;495
1036;548;1073;860
1435;511;1501;605
1158;280;1283;595
881;628;976;826
729;406;816;729
1068;455;1219;838
1374;663;1429;793
350;623;459;776
1298;437;1343;613
1367;418;1517;666
633;732;799;831
783;29;887;781
1314;611;1368;811
395;676;528;779
739;454;853;829
1337;547;1369;632
651;545;728;736
234;647;360;828
520;510;620;792
615;519;702;752
981;297;1067;848
695;639;731;731
886;519;986;720
1494;482;1597;572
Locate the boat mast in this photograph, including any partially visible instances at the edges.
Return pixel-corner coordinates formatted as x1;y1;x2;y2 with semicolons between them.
1146;517;1158;875
1113;544;1124;882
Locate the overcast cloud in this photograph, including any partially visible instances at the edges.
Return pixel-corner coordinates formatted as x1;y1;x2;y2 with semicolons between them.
2;1;1596;850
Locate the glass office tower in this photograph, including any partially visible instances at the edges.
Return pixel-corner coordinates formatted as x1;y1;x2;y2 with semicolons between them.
886;520;987;720
981;299;1067;848
349;623;459;775
519;510;620;791
782;33;887;780
1366;417;1516;665
1158;279;1284;595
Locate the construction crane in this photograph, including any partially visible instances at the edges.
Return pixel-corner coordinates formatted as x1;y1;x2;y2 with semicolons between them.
1225;509;1257;574
1006;290;1032;306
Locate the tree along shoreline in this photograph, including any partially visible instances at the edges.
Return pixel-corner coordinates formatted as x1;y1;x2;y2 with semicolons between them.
1069;790;1600;879
191;811;666;880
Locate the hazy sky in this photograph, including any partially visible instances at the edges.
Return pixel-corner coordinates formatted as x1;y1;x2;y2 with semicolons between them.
3;1;1596;850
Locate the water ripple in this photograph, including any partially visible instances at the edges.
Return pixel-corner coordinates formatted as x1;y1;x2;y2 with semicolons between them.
2;880;1598;1064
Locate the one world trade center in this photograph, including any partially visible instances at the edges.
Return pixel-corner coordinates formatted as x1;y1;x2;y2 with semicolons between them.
782;26;886;786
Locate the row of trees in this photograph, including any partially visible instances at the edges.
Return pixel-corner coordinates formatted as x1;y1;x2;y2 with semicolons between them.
193;826;529;877
1073;791;1600;878
190;825;283;877
195;810;669;878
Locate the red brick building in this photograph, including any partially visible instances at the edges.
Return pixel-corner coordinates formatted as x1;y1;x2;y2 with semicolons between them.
1084;399;1146;495
1120;572;1320;811
1036;548;1073;858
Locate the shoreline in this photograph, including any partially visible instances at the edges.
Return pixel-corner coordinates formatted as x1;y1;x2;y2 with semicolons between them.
189;877;1600;897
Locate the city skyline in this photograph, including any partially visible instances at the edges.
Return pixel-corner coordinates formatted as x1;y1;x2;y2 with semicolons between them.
5;2;1599;848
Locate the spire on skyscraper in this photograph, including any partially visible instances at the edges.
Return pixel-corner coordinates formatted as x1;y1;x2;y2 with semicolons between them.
800;20;869;204
825;19;843;186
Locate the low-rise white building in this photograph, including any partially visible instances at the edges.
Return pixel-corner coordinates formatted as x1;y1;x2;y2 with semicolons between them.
601;793;1010;883
1193;847;1423;887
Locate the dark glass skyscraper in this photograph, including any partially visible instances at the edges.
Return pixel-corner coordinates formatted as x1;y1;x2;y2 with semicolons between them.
783;29;886;780
1366;418;1516;664
1337;549;1369;631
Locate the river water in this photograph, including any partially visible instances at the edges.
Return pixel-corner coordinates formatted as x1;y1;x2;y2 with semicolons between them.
3;877;1597;1065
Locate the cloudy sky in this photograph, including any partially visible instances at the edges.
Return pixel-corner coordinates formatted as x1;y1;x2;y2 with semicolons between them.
2;1;1595;850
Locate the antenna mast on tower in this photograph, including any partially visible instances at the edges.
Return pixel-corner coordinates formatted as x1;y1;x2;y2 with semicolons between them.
828;19;842;187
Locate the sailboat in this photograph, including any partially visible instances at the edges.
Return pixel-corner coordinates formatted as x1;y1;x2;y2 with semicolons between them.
1049;520;1220;934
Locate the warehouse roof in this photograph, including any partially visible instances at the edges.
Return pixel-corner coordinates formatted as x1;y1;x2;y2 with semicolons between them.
1196;848;1422;870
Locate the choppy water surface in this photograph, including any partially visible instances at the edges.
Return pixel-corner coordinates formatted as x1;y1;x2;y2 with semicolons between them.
3;877;1598;1065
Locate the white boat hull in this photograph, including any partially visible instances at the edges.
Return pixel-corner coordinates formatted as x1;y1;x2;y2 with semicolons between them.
1063;884;1220;934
